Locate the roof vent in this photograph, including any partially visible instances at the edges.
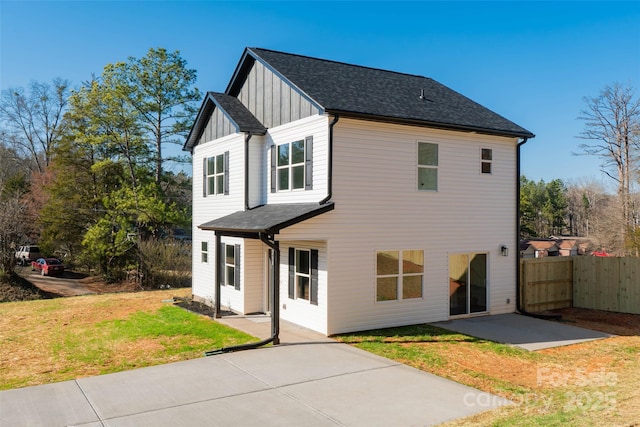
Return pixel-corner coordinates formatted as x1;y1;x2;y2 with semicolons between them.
419;89;433;102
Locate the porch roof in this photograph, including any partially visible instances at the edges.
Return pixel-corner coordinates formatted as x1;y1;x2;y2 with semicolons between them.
198;202;334;236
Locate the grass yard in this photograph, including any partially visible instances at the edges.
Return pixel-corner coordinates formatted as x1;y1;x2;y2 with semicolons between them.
337;315;640;426
0;288;256;390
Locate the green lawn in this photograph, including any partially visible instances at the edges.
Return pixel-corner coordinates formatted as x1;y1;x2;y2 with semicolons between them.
337;324;639;426
0;289;256;390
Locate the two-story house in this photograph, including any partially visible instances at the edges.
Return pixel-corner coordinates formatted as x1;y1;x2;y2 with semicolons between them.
184;48;534;337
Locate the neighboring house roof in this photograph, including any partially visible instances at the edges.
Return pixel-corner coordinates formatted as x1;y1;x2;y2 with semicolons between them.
185;47;534;151
199;203;335;235
526;240;559;251
558;240;577;249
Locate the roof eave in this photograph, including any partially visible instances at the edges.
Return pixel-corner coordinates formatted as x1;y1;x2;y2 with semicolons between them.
326;109;535;139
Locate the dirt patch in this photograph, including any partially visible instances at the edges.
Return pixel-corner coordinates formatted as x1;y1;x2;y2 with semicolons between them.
540;307;640;336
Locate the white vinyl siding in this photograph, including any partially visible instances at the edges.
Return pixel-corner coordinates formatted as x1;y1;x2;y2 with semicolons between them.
281;118;517;335
266;115;328;204
192;114;518;336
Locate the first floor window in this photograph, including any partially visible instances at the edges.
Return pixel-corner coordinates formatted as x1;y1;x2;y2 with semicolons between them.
218;243;240;290
288;247;319;305
376;250;424;302
225;244;236;286
201;241;208;263
418;142;438;191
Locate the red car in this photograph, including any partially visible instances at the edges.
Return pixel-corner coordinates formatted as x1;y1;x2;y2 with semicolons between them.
31;258;65;276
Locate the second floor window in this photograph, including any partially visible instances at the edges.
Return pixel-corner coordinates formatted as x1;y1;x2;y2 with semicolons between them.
418;142;438;191
271;136;313;192
204;152;229;197
481;148;492;174
278;140;305;191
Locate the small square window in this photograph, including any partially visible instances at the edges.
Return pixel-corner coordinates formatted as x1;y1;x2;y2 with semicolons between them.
481;148;492;174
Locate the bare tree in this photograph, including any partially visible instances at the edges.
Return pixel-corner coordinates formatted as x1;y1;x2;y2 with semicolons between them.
0;78;71;173
578;83;640;254
0;187;29;274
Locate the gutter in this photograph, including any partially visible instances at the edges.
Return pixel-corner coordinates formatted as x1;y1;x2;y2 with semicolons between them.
320;114;339;205
515;138;561;321
244;133;252;211
204;232;280;356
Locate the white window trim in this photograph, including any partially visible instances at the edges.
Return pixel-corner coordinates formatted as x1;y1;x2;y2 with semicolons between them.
417;142;438;192
206;154;225;195
295;248;311;300
201;241;208;263
224;244;235;287
481;148;493;175
277;140;305;191
376;249;424;303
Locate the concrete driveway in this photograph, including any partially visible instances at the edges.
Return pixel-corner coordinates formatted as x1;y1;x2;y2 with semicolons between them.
1;317;510;427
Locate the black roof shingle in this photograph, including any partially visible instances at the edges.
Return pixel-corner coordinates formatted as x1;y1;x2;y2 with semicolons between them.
243;48;534;138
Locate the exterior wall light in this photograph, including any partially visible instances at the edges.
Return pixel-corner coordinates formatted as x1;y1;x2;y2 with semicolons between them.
501;245;509;257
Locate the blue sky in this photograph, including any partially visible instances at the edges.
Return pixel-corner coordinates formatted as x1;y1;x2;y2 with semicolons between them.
2;1;639;187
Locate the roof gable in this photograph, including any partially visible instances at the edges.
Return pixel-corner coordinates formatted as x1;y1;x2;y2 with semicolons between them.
184;92;266;151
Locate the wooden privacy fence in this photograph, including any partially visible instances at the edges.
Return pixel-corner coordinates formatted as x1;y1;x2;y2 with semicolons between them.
519;257;573;312
520;256;640;314
573;256;640;314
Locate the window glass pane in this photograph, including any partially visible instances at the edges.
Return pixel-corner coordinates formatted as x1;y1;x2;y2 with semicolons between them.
403;250;424;273
202;252;208;263
481;148;492;160
296;250;310;274
292;165;305;189
216;176;224;194
207;176;215;194
403;275;422;299
298;276;310;300
418;143;438;166
278;168;289;190
207;157;215;175
201;242;208;252
226;266;235;287
278;144;289;166
377;251;399;275
292;140;305;164
377;277;397;301
216;155;224;173
226;244;235;265
418;168;437;191
482;162;492;174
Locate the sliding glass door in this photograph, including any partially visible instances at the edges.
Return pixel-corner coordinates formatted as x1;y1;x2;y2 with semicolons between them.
449;253;488;316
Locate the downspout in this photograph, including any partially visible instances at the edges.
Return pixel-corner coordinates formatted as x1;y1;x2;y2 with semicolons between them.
244;133;252;211
515;137;561;320
319;114;339;205
214;233;222;318
205;232;280;355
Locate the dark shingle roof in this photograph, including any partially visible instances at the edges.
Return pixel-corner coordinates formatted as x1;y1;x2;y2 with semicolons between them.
199;203;335;235
184;92;266;151
242;48;533;138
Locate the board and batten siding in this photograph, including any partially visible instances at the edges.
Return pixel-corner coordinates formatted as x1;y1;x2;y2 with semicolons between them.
237;60;321;129
199;107;236;145
281;118;518;334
